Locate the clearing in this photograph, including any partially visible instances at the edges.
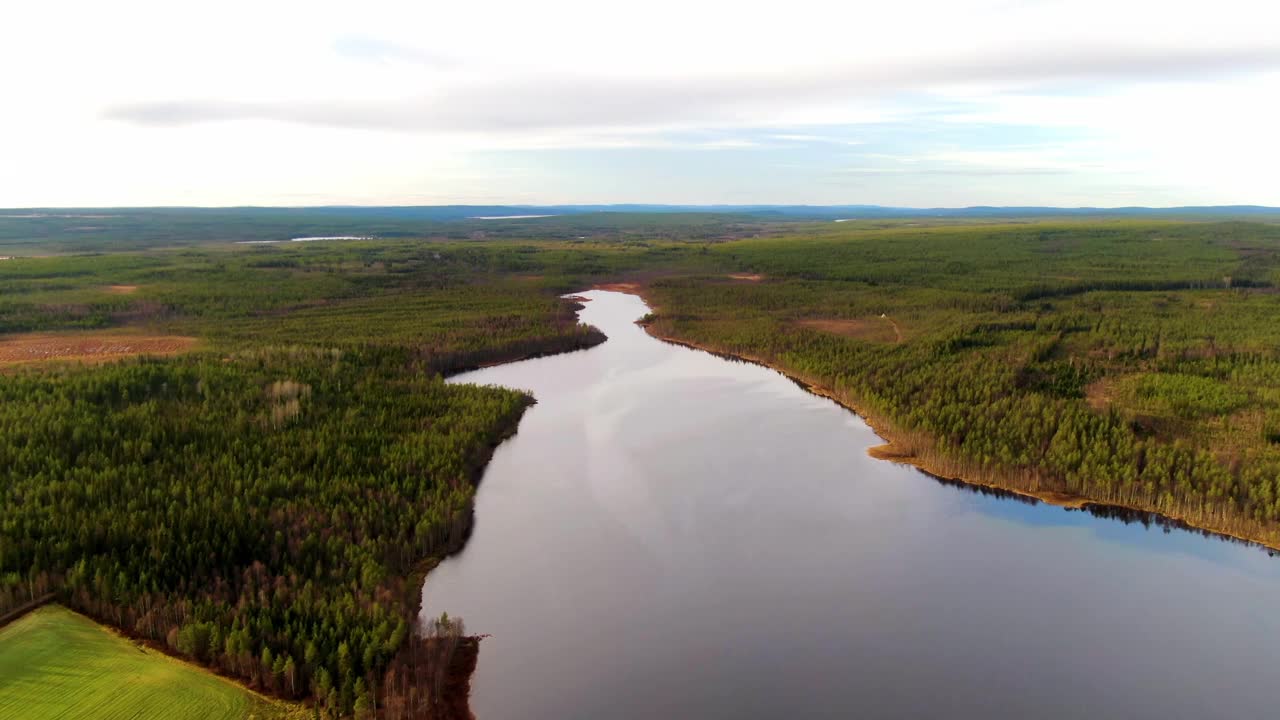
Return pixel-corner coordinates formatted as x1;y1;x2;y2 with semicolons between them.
797;317;903;344
0;605;295;720
0;333;196;366
1085;377;1116;411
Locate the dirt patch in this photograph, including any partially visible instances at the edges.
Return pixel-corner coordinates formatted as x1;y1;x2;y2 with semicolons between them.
1085;377;1117;411
796;317;903;344
104;285;139;295
593;280;645;292
0;333;197;366
726;273;764;282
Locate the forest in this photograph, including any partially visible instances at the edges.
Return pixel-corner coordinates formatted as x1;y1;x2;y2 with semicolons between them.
5;216;1280;717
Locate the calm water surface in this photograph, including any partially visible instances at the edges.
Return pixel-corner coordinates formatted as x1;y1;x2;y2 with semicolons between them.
424;290;1280;719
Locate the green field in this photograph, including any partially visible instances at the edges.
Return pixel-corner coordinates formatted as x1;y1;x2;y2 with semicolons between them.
0;606;295;719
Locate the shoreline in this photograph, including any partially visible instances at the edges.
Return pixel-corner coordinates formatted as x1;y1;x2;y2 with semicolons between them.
597;284;1280;554
642;326;1098;513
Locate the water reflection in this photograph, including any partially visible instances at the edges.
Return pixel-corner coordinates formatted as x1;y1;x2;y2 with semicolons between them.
928;472;1275;554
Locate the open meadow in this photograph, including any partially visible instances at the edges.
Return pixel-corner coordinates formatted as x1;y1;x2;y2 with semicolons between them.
0;606;295;720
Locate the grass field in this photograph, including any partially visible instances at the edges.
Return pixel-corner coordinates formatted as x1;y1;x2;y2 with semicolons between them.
0;606;296;720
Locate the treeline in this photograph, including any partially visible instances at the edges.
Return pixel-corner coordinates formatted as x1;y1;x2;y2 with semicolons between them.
1012;276;1266;302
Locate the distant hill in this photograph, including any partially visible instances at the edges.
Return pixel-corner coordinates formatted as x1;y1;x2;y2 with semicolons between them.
1;204;1277;253
296;204;1280;220
534;204;1280;219
7;204;1279;220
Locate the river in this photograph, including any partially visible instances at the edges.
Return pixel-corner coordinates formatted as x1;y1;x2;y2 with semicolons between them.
424;290;1280;719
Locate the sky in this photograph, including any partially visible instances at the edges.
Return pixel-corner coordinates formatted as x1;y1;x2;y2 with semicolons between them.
3;0;1279;207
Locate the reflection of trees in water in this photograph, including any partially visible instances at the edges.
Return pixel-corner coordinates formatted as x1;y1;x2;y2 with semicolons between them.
1081;504;1276;555
927;472;1277;557
925;472;1040;506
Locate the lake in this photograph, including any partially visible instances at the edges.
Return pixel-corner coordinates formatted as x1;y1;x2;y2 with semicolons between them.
424;290;1280;719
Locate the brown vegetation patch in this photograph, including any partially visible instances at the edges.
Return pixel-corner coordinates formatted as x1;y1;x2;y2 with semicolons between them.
592;282;642;293
104;285;139;295
1084;377;1115;411
867;443;1090;509
796;317;902;344
0;333;197;366
726;273;764;281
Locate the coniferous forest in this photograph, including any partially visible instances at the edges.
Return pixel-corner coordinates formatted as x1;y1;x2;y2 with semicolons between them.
5;215;1280;716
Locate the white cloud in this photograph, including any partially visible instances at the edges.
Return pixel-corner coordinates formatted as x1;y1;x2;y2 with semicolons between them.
2;0;1279;205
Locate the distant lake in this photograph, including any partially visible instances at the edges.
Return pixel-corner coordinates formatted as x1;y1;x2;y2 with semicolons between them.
234;236;369;244
425;290;1280;720
467;215;556;220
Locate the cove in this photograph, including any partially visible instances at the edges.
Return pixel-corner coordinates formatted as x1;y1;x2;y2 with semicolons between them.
423;290;1280;719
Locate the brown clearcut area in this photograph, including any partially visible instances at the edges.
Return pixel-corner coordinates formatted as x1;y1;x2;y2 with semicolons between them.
104;284;140;294
726;273;764;281
797;316;904;344
0;333;197;366
1085;376;1117;411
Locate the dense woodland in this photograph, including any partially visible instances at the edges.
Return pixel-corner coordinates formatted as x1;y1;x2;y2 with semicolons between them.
0;352;528;715
5;217;1280;716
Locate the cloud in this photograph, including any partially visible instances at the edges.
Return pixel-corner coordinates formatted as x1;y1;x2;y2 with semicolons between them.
835;167;1071;177
770;134;866;146
104;44;1280;134
11;0;1280;206
331;35;455;69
